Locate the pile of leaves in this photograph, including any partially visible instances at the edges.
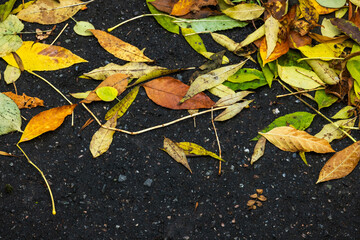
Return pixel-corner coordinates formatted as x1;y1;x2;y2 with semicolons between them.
1;0;360;214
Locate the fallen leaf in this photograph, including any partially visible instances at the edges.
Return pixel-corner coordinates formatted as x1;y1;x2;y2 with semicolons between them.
264;0;287;19
223;3;265;21
90;29;153;62
69;91;91;99
74;21;95;36
298;43;345;60
288;31;312;49
17;0;84;24
0;92;22;135
2;41;87;71
215;99;253;121
2;92;44;109
259;37;289;65
251;136;266;165
208;84;235;98
211;32;239;52
143;77;214;110
265;15;280;58
315;118;357;143
90;114;117;158
299;0;319;26
238;24;265;48
96;87;118;102
314;89;338;109
315;0;346;9
347;44;360;87
146;0;179;34
0;14;23;57
260;126;335;153
105;86;139;120
330;18;360;45
0;151;16;157
214;91;253;107
277;64;323;89
331;106;356;119
0;0;16;22
171;0;217;16
163;137;192;173
321;18;342;38
18;104;77;143
317;141;360;183
176;142;225;162
4;64;21;84
305;59;339;85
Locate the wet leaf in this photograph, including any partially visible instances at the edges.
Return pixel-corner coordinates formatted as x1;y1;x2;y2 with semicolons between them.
215;100;253;121
0;92;21;135
260;126;335;153
330;18;360;45
176;142;224;162
163;137;192;173
214;91;253;107
331;106;356;119
0;0;16;22
90;114;117;158
19;104;76;143
314;89;338;109
4;64;20;84
253;112;316;140
317;141;360;183
0;14;23;57
315;0;346;9
265;16;280;58
315;118;357;143
82;73;129;104
143;77;214;110
105;86;139;120
2;92;44;109
90;29;153;62
181;61;246;103
223;3;264;21
96;87;118;102
146;0;179;34
250;136;266;165
2;41;87;71
74;21;95;36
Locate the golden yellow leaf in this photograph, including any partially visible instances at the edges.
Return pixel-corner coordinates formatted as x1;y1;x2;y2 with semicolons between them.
90;29;153;62
2;41;87;71
260;126;335;153
176;142;224;162
0;151;16;157
214;100;253;121
19;104;77;143
90;114;117;158
317;141;360;183
163;137;192;173
105;86;139;120
250;136;266;165
17;0;84;24
2;92;44;109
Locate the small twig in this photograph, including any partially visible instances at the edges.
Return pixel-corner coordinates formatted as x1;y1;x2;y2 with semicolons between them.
184;31;211;36
295;69;326;86
51;23;68;46
277;87;324;98
12;82;18;95
297;57;344;62
211;107;222;175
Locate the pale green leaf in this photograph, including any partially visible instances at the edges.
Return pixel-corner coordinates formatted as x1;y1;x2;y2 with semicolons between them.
4;64;20;84
74;21;95;36
0;92;21;135
316;0;346;8
0;14;23;57
331;106;356;119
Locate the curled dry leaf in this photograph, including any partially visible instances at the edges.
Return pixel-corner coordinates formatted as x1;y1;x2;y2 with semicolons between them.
317;141;360;183
260;126;335;153
143;77;214;110
2;92;44;109
90;114;117;158
90;29;153;62
250;136;266;165
19;104;77;143
163;137;192;173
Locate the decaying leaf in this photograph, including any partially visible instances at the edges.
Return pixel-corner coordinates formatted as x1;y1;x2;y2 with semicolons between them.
317;141;360;183
105;86;139;120
163;137;192;173
214;91;253;107
18;104;77;143
315;118;357;143
0;92;22;135
176;142;224;162
250;136;266;165
331;106;356;119
0;14;23;57
260;126;335;153
305;59;339;85
314;89;338;110
143;77;214;110
2;92;44;109
215;99;253;121
90;114;117;158
330;18;360;45
223;3;265;21
90;29;153;62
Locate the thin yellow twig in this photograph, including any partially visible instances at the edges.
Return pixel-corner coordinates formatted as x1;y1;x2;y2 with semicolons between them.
211;107;222;175
51;23;68;46
277;87;324;98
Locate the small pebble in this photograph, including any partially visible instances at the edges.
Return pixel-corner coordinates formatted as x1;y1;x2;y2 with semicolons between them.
118;174;127;182
143;178;153;187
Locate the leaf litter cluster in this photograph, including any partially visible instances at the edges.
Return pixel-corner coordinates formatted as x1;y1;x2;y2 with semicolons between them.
1;0;360;214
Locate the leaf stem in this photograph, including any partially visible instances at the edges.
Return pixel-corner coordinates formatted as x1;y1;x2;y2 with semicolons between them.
51;23;68;45
16;144;56;215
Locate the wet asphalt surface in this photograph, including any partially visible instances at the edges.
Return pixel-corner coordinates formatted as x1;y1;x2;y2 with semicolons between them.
0;0;359;239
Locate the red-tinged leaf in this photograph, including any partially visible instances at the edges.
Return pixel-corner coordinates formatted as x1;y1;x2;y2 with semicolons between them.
289;31;312;49
259;37;289;65
143;77;214;110
19;104;77;143
2;92;44;109
330;18;360;45
317;141;360;183
171;0;217;16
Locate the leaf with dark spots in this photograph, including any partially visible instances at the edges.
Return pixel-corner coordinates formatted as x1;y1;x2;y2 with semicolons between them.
330;18;360;45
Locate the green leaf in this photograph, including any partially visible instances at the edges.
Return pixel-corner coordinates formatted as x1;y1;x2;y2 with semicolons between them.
0;0;16;22
224;68;267;90
0;92;22;135
0;14;23;57
347;44;360;87
146;0;179;34
174;15;247;33
330;18;360;45
105;86;139;120
96;87;118;102
314;89;338;110
176;142;225;162
253;112;316;140
258;52;274;87
277;49;311;69
74;21;95;36
224;78;267;90
331;106;356;119
316;0;346;8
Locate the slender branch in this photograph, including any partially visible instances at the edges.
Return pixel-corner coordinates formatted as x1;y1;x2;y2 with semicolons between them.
277;87;324;98
211;108;222;175
51;23;68;45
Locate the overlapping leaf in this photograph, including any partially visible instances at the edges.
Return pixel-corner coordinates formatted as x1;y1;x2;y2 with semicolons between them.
90;115;117;158
2;92;44;109
163;137;192;173
0;92;21;135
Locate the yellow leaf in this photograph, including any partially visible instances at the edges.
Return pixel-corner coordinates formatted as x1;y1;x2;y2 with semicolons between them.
176;142;225;162
265;16;280;58
90;29;153;62
298;43;345;61
215;100;253;121
2;41;87;71
105;86;139;120
17;0;84;24
90;114;117;158
277;64;323;89
250;136;266;165
214;91;253;107
208;84;235;98
317;141;360;183
260;126;335;153
315;118;357;143
223;3;265;21
19;104;77;143
163;137;192;173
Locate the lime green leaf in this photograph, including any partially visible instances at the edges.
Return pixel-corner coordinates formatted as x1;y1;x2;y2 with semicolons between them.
74;21;95;36
331;106;356;119
314;89;338;110
0;14;23;57
0;92;22;135
0;0;16;22
96;87;118;102
105;86;139;120
176;142;225;162
224;68;267;90
146;0;179;34
347;44;360;87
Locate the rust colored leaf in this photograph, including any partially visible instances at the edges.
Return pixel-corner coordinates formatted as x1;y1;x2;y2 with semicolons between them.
81;73;129;104
171;0;217;16
260;126;335;153
259;37;289;65
2;92;44;109
330;18;360;45
163;137;192;173
19;104;77;143
317;141;360;183
264;0;287;20
288;31;312;49
90;29;153;62
143;77;214;110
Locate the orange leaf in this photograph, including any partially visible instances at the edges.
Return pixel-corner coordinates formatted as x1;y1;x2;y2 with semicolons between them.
19;104;77;143
259;37;289;65
317;141;360;183
143;77;214;110
90;29;153;62
81;73;129;104
171;0;193;16
2;92;44;109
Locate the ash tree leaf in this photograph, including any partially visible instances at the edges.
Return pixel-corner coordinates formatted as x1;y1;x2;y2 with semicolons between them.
90;114;117;158
105;86;140;120
176;142;225;162
260;126;335;153
250;136;266;165
314;89;338;110
96;87;118;102
0;14;23;57
2;41;87;71
317;141;360;184
315;118;357;143
18;104;77;143
0;92;22;135
223;3;265;21
331;106;356;119
215;99;253;121
2;92;44;109
74;21;95;36
163;137;192;174
330;18;360;45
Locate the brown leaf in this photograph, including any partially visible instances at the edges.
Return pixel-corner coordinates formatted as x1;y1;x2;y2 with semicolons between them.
171;0;217;16
90;29;153;62
163;137;192;173
330;18;360;45
143;77;214;110
264;0;287;20
2;92;44;109
81;73;129;104
289;31;312;49
317;141;360;183
260;126;335;153
19;104;77;143
250;136;266;165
